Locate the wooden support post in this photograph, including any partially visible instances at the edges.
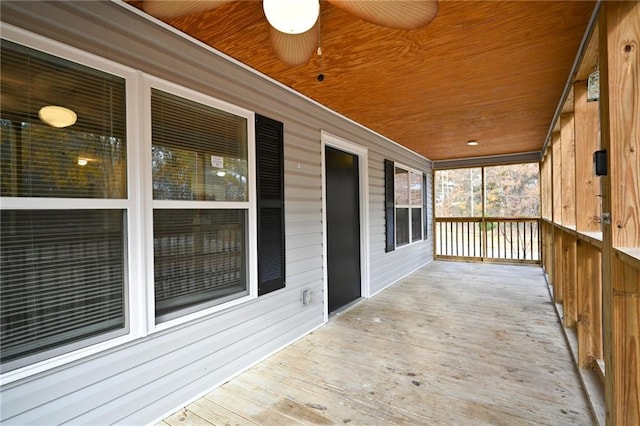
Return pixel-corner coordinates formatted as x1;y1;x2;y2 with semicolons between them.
562;234;578;328
552;132;563;225
541;153;553;221
543;221;554;281
561;113;576;228
574;81;602;233
553;230;564;304
599;2;640;424
576;240;603;368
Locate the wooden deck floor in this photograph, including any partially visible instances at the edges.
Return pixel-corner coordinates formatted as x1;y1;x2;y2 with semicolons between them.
158;261;594;426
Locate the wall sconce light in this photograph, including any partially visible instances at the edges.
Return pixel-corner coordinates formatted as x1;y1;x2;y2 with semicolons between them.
263;0;320;34
39;105;77;128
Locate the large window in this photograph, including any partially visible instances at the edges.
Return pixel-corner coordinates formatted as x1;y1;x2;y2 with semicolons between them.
394;165;423;247
149;86;253;324
0;31;261;378
0;39;130;372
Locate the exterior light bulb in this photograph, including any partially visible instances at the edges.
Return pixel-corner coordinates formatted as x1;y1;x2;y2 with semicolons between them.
263;0;320;34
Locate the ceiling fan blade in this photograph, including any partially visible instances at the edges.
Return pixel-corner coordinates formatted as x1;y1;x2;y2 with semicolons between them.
326;0;439;30
142;0;233;19
269;23;319;66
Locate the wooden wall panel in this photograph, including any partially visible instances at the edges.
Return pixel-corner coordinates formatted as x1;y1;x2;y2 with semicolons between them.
613;257;640;426
599;2;640;424
562;233;578;327
605;7;640;250
561;113;576;228
573;82;601;233
552;132;563;225
576;240;603;368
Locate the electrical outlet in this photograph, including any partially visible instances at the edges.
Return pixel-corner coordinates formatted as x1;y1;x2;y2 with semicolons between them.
302;289;311;306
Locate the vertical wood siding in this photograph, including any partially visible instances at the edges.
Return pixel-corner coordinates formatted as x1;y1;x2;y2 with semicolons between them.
0;1;432;424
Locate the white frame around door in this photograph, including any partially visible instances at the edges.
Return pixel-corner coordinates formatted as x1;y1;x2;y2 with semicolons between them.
321;131;370;323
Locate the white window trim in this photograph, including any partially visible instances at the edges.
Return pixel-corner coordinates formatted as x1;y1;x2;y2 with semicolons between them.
141;75;257;333
0;24;145;385
394;163;424;248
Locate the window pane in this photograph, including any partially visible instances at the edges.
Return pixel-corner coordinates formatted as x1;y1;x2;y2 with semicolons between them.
0;210;126;368
411;208;423;242
0;41;127;199
484;163;540;217
434;168;482;217
396;207;409;246
395;167;409;205
151;89;248;201
154;209;247;323
410;172;422;206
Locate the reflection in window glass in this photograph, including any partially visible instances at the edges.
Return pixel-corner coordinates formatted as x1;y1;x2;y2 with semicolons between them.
411;208;422;242
394;166;423;246
394;167;409;205
1;209;125;368
153;209;247;323
0;41;127;199
1;39;129;373
396;207;409;246
150;87;251;324
410;172;422;205
151;89;248;201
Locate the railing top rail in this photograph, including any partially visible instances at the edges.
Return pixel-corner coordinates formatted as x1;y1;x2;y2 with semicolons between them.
435;217;541;222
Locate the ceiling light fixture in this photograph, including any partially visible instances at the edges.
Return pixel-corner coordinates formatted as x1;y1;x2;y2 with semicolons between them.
263;0;320;34
38;105;77;128
467;140;479;146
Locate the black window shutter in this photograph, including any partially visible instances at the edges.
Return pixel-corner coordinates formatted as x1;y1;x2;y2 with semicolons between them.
384;159;395;252
256;114;285;296
423;172;429;239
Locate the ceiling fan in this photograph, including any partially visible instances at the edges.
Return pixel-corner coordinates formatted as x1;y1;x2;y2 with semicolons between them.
142;0;439;66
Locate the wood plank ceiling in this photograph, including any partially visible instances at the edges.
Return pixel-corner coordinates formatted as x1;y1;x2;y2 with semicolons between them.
130;1;596;161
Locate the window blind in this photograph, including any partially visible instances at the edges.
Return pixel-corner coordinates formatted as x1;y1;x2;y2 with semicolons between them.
1;38;129;372
153;209;247;322
151;88;248;202
0;210;125;368
0;40;127;199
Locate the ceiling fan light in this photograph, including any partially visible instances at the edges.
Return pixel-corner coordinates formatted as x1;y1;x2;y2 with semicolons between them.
263;0;320;34
38;105;77;128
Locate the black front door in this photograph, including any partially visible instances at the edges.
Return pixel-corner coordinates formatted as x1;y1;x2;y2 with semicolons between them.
325;146;361;313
